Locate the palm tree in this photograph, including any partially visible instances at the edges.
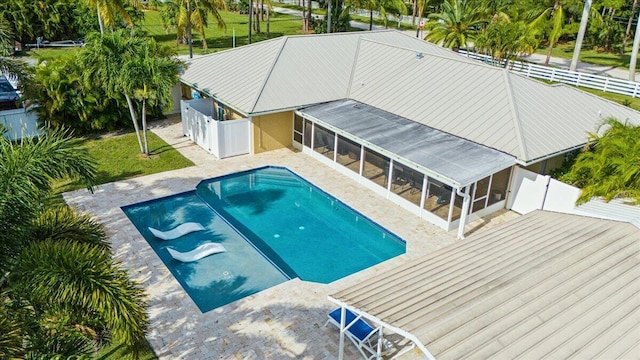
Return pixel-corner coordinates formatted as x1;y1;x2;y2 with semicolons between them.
562;118;640;204
161;0;226;58
0;128;149;358
629;5;640;80
424;0;485;51
121;40;182;154
378;0;408;28
343;0;379;30
414;0;430;37
475;19;537;65
569;0;592;71
0;18;31;87
78;31;145;153
82;0;139;34
528;0;579;66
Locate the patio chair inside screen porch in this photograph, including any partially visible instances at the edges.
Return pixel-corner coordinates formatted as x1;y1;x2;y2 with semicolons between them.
326;308;382;360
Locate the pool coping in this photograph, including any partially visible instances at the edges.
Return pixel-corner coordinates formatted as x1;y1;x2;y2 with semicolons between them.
63;118;518;359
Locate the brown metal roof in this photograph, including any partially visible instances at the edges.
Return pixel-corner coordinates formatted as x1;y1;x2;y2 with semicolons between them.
329;211;640;359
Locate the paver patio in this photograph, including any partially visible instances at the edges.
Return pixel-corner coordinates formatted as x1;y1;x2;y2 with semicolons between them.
63;118;518;359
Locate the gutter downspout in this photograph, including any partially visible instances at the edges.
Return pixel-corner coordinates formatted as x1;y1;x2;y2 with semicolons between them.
456;186;471;239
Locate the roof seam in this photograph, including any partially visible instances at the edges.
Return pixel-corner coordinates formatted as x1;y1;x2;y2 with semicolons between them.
248;37;289;114
345;36;365;98
502;69;529;161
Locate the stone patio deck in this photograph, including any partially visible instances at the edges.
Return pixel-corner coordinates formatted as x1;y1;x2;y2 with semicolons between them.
63;118;519;359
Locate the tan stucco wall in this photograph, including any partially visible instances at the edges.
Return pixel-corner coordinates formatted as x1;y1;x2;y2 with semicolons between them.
252;111;293;154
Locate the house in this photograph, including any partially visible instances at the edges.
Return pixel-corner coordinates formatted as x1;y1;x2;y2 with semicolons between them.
178;30;640;238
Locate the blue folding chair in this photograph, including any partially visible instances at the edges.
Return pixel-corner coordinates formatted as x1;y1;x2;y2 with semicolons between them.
326;308;382;360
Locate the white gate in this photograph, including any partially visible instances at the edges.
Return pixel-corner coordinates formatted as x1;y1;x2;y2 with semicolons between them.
1;107;40;140
507;167;550;214
180;99;250;159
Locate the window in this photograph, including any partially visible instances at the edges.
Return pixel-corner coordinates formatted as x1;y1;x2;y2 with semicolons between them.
293;114;303;144
488;167;511;206
303;119;312;148
471;176;490;213
391;162;423;205
313;125;335;160
336;136;361;173
362;148;389;188
424;178;452;221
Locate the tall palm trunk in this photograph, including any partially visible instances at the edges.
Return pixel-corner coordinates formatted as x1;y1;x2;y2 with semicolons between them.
629;6;640;81
266;4;270;38
255;4;261;32
369;11;373;30
412;0;417;25
97;4;105;34
187;0;193;58
249;0;253;43
125;95;144;154
624;0;639;50
570;0;592;71
308;0;313;28
142;97;149;155
302;0;307;31
544;0;561;66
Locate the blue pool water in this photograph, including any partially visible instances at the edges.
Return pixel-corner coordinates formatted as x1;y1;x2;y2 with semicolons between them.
122;166;405;312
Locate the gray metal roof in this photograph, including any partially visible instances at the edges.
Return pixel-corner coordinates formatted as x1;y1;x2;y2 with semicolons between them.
180;31;468;115
510;75;640;162
180;39;283;114
575;198;640;228
329;210;640;359
300;99;515;187
180;31;640;163
347;40;640;163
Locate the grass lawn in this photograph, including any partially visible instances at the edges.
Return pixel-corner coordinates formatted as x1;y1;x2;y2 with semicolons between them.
58;129;194;192
24;47;80;61
275;2;416;31
140;8;308;54
578;87;640;112
535;42;640;70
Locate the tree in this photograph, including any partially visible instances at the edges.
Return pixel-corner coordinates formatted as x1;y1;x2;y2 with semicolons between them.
81;0;139;35
414;0;430;37
320;0;351;33
561;118;640;204
0;129;149;358
527;0;583;66
0;18;31;90
161;0;226;58
0;0;99;46
121;40;182;154
26;54;128;131
424;0;485;51
570;0;592;71
475;19;538;64
343;0;379;30
79;31;145;152
629;4;640;80
378;0;408;28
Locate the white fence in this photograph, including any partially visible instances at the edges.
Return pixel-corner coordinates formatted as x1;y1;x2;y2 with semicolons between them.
459;50;640;98
507;167;640;224
180;99;251;159
1;107;40;141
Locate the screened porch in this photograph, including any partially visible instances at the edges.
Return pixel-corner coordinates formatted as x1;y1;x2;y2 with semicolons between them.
295;100;516;235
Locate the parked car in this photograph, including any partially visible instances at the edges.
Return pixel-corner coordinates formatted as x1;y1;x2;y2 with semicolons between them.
0;76;19;110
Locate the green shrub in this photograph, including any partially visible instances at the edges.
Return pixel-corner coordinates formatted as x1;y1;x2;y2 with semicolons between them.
24;54;131;133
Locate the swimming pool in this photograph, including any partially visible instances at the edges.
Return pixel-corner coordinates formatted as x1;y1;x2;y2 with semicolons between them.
123;166;405;311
